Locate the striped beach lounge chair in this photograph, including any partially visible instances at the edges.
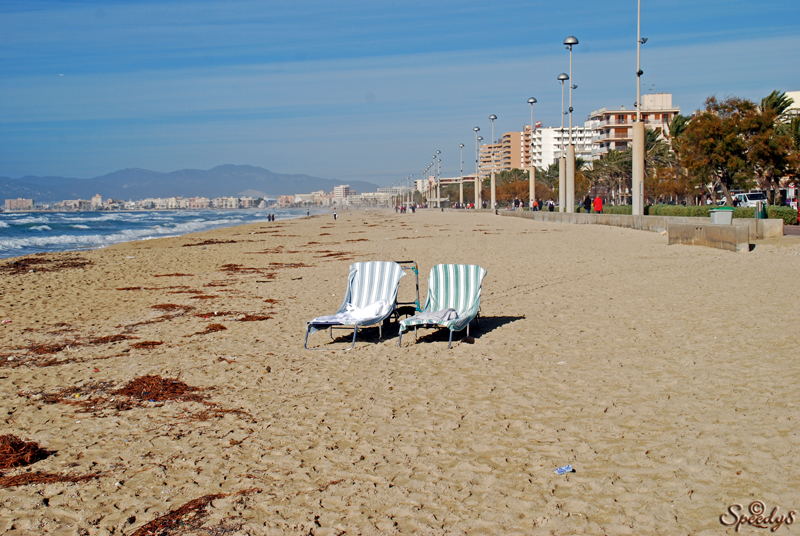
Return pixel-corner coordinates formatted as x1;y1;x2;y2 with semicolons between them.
304;261;406;350
399;263;487;349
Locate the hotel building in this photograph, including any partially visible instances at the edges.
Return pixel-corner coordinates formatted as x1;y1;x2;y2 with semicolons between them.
588;93;680;157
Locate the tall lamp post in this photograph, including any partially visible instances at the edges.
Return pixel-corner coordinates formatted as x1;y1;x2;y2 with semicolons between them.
564;36;578;213
489;114;497;210
435;150;441;208
459;143;465;207
473;127;481;208
632;1;647;216
527;97;537;208
557;73;569;213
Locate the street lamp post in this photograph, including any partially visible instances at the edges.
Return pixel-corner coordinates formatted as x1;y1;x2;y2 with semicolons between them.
489;114;497;210
459;143;465;207
527;97;537;209
632;1;647;216
564;36;578;213
557;73;569;213
436;150;441;208
474;127;481;208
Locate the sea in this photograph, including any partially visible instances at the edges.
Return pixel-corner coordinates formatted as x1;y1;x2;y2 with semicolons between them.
0;208;321;260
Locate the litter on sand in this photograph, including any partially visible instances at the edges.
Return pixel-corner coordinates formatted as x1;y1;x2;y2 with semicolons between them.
555;464;574;475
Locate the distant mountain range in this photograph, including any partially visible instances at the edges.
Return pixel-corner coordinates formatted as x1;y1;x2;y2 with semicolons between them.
0;165;381;204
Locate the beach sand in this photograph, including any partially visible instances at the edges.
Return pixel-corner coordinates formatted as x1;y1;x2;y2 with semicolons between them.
1;209;799;535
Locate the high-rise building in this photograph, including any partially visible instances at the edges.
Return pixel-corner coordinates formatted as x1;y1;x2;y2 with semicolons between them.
588;93;680;157
333;185;351;201
480;124;596;175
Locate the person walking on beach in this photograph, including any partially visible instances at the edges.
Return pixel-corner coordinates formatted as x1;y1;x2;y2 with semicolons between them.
593;195;603;214
333;209;337;220
583;195;592;214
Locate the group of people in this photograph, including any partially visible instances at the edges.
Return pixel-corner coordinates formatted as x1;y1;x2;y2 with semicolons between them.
582;195;605;214
394;205;417;213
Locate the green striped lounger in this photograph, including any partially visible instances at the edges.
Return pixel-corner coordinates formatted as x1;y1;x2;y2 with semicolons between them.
399;263;487;349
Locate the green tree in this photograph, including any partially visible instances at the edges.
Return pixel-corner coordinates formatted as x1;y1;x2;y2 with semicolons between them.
678;96;757;205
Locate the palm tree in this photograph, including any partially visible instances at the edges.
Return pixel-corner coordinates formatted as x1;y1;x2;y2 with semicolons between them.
761;90;794;120
536;163;560;189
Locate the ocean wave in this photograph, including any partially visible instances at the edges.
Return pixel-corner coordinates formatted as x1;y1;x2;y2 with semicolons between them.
8;216;49;225
0;209;307;257
0;221;9;228
30;225;52;231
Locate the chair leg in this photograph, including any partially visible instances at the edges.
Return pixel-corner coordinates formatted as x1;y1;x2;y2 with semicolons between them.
304;326;312;349
398;329;403;347
447;330;454;350
346;326;358;351
328;326;334;340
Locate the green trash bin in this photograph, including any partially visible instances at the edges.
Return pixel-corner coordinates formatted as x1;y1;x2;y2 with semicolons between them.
754;201;767;219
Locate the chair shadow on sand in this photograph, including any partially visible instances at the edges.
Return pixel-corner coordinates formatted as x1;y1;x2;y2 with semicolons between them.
410;314;525;346
322;315;525;348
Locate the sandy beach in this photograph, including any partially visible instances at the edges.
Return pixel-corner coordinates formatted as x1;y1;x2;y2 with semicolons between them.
1;209;799;535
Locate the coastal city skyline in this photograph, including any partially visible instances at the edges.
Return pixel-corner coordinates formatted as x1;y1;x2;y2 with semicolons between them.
2;1;799;186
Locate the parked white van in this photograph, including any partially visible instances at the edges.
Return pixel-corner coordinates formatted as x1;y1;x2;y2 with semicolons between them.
735;192;768;207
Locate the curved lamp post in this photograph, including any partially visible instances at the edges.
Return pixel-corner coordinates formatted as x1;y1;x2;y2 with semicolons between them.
473;127;481;207
564;36;578;213
557;73;569;213
489;114;497;210
527;97;537;208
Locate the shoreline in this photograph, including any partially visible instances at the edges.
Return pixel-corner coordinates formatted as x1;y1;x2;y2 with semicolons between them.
0;207;331;261
1;209;799;534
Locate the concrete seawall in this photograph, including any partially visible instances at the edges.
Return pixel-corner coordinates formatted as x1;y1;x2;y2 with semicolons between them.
497;210;782;240
666;223;750;252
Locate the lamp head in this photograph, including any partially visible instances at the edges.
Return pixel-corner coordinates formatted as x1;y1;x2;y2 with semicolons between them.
527;97;537;104
459;143;464;148
557;73;569;82
474;126;480;132
477;136;483;141
563;36;579;46
489;114;497;121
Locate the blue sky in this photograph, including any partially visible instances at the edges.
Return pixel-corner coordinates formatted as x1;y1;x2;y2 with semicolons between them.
1;0;799;185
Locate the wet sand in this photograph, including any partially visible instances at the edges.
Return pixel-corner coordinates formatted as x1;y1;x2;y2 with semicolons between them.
1;209;799;535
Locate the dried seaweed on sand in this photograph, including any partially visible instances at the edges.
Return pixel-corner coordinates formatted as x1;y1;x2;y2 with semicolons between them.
0;435;54;471
0;471;101;488
130;341;164;350
0;254;92;275
112;375;206;404
129;488;259;536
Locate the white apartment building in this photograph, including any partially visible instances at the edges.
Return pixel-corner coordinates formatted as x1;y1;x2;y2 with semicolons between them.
785;90;800;119
479;124;596;176
333;185;351;202
530;125;595;168
588;93;680;157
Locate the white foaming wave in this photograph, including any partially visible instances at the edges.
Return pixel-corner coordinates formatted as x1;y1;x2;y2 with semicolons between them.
71;224;90;229
9;216;49;225
31;225;52;231
0;211;302;254
0;221;9;228
0;217;251;252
